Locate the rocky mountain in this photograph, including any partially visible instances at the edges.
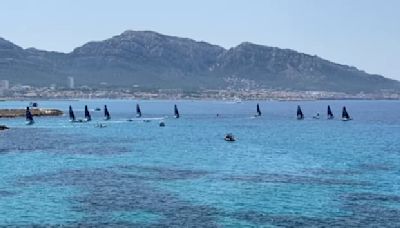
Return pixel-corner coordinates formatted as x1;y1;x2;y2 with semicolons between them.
0;31;398;93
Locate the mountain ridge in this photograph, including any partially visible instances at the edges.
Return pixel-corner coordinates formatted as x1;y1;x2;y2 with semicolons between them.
0;30;398;93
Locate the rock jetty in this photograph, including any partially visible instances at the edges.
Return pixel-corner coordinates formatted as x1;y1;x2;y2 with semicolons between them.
0;108;63;118
0;125;9;130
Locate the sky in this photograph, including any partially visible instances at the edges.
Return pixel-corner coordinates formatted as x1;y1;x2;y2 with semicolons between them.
0;0;399;80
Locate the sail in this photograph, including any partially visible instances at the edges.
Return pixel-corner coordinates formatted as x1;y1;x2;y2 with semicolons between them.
84;105;91;121
174;104;180;118
136;104;142;118
342;106;350;119
297;105;304;119
104;105;111;120
69;105;76;121
26;107;34;123
327;105;334;119
256;103;262;116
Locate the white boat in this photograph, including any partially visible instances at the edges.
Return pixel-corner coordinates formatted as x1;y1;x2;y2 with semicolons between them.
224;133;236;142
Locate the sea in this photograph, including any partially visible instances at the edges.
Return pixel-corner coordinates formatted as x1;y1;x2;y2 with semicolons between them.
0;99;400;227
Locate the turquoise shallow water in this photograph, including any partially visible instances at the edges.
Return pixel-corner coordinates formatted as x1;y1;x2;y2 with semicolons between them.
0;100;400;227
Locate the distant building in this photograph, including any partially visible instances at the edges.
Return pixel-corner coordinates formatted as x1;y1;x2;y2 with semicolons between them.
0;80;10;96
50;84;57;90
0;80;9;90
67;77;74;89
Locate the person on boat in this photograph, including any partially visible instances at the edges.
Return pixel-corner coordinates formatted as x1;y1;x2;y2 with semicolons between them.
224;133;235;142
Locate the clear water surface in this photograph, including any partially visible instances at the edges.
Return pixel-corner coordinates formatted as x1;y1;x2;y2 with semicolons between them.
0;100;400;227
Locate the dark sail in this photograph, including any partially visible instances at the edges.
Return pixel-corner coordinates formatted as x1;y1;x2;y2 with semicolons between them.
327;105;334;119
84;105;91;121
69;105;76;121
26;107;34;124
342;106;350;119
136;104;142;118
297;105;304;119
104;105;111;120
256;103;262;116
174;104;180;118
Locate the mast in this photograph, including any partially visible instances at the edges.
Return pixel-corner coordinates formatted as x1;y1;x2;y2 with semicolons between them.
104;105;110;120
174;104;180;118
256;103;262;116
69;105;76;122
136;104;142;118
84;105;91;121
327;105;334;119
342;106;350;119
297;105;304;119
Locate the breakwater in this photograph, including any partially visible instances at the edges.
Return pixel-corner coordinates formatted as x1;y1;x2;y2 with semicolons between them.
0;108;63;118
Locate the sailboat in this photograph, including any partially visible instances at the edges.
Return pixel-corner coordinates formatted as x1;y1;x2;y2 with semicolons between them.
174;104;180;118
84;105;92;122
69;105;76;122
25;107;34;125
69;106;85;122
297;105;304;120
256;103;262;117
342;106;352;121
104;105;111;120
136;104;142;118
127;103;163;122
327;105;334;119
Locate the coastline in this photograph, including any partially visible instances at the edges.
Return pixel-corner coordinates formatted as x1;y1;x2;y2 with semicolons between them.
0;96;399;102
1;87;400;102
0;108;63;118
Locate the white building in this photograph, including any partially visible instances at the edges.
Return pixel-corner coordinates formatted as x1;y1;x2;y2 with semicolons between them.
0;80;9;90
0;80;10;96
67;77;74;89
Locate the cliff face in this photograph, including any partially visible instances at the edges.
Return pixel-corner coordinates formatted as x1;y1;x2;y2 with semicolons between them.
0;31;399;93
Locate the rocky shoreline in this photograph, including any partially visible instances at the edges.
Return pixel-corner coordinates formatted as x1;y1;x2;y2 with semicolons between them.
0;108;63;118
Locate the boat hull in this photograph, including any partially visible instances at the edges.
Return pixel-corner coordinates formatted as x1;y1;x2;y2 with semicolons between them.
25;120;34;125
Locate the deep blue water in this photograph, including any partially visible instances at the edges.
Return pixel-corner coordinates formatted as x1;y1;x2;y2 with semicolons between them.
1;100;400;227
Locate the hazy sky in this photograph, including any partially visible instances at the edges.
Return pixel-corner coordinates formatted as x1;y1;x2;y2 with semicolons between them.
0;0;399;80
